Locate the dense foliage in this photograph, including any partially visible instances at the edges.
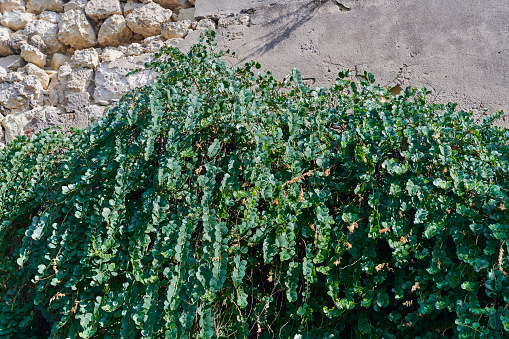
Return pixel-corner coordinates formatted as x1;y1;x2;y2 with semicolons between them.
1;31;509;338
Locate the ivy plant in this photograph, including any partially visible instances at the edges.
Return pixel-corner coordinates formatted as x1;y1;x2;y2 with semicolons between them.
1;30;508;338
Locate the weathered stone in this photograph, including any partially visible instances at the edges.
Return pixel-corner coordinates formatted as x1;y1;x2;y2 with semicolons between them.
65;91;89;112
97;14;132;47
123;0;143;16
0;65;6;82
24;19;62;53
196;18;215;30
20;43;46;68
125;2;172;38
50;52;69;69
217;13;250;28
0;125;4;148
0;10;34;30
1;106;39;141
38;10;60;24
0;74;42;110
28;35;47;54
124;42;144;56
0;54;24;70
161;20;191;39
0;26;12;56
58;9;97;49
143;35;164;52
70;47;99;69
94;53;154;102
24;62;49;89
0;0;25;13
176;7;195;22
32;105;64;132
85;0;121;21
67;68;94;92
4;70;22;82
100;47;123;62
26;0;63;14
63;0;87;12
153;0;187;12
86;104;105;122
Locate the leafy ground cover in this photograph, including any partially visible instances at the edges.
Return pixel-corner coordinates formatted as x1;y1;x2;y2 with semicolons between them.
1;31;509;338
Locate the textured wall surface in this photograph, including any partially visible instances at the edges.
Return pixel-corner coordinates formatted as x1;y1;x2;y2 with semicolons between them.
0;0;507;147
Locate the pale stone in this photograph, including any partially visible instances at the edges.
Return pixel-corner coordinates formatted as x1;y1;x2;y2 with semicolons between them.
0;26;12;56
86;104;105;122
124;42;144;56
24;63;49;89
28;35;46;52
50;52;69;69
38;10;60;24
94;53;154;102
20;43;46;68
65;91;89;112
143;35;164;52
70;47;99;69
26;0;63;14
67;68;94;92
0;125;4;147
0;54;24;70
218;13;250;28
85;0;121;21
32;105;64;132
126;2;172;38
97;14;132;47
63;0;87;12
1;106;39;141
0;0;25;13
123;0;143;16
100;47;123;62
153;0;186;11
0;10;34;30
24;20;63;53
161;20;191;39
176;7;195;22
58;9;97;49
0;75;42;111
4;70;22;82
196;18;215;30
0;65;6;82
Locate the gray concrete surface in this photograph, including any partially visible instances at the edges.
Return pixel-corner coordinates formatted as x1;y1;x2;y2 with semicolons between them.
188;0;509;127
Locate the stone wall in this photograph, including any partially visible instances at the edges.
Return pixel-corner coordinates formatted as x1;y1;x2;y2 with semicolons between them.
1;0;508;148
0;0;251;148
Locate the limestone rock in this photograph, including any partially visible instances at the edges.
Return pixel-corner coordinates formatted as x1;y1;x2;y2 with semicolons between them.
101;47;123;62
26;0;63;14
176;7;195;22
125;2;172;38
63;0;87;12
70;47;99;69
0;10;34;30
20;43;46;68
32;105;64;132
39;10;60;24
94;53;154;102
1;106;39;141
4;70;22;82
161;20;191;39
50;52;69;69
0;125;4;148
0;26;12;56
65;91;89;112
123;1;143;16
67;67;94;92
218;13;250;28
0;0;25;13
0;54;24;70
0;75;42;110
188;0;194;5
153;0;187;12
196;18;216;30
24;62;49;89
98;14;132;47
0;65;6;82
86;104;105;122
24;19;62;53
58;9;97;49
85;0;121;21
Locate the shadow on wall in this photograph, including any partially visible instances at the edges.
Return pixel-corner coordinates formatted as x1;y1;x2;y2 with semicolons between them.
247;0;328;58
